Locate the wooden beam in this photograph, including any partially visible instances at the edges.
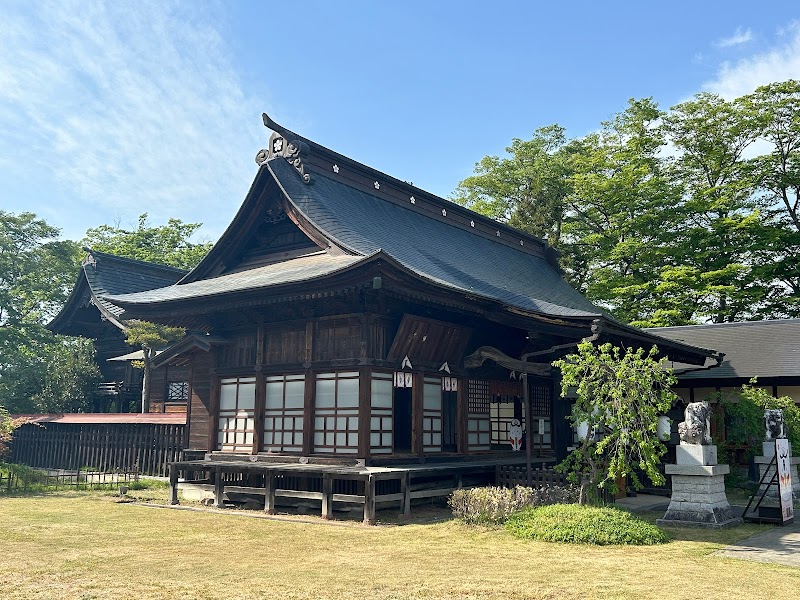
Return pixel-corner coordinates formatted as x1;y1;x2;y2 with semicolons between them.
400;472;411;516
322;473;333;520
264;471;275;514
213;466;224;508
169;463;179;505
363;475;376;525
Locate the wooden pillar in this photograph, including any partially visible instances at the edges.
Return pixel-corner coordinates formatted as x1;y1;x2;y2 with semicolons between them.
322;473;333;520
208;344;220;453
303;369;315;456
304;316;315;457
413;370;424;456
363;475;376;525
551;369;570;462
253;324;265;455
523;373;533;486
400;472;411;516
456;376;468;455
213;466;224;508
358;367;371;460
169;463;179;505
264;471;276;514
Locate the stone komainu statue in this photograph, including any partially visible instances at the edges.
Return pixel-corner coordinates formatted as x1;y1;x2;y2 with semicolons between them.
678;401;712;445
764;409;786;440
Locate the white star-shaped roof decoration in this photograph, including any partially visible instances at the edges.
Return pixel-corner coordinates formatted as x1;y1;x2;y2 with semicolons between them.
496;230;501;237
442;208;447;216
332;164;339;173
410;196;416;204
374;181;380;190
470;220;475;227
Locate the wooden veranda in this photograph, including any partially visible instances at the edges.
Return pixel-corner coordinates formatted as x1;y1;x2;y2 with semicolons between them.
169;455;555;525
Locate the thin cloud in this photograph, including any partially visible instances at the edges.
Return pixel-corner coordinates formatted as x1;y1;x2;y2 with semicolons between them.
704;22;800;99
714;26;753;48
0;1;270;241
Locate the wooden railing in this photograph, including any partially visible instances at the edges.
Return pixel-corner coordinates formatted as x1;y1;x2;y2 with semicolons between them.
9;422;184;477
495;464;566;488
0;469;139;495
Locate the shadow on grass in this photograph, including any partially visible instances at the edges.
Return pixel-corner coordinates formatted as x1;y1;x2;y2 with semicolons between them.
637;509;771;544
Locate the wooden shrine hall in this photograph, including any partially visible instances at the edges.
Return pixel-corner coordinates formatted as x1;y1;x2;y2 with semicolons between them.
106;114;717;522
48;248;190;413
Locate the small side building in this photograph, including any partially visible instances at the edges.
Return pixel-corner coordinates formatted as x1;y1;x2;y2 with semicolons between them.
648;320;800;404
47;248;190;413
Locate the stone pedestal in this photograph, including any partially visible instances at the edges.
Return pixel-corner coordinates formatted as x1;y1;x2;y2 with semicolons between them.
657;444;740;528
754;441;800;498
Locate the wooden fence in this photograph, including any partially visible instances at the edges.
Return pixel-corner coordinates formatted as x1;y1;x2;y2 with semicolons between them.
9;422;185;477
495;464;567;488
0;469;139;495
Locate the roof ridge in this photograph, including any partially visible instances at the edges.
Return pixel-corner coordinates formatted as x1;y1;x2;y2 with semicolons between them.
258;113;558;261
83;247;189;274
647;319;800;331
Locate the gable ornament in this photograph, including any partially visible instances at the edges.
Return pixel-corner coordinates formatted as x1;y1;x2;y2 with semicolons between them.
256;113;312;184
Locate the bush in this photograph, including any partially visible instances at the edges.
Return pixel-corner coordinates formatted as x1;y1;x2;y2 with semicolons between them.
449;484;579;525
505;504;668;545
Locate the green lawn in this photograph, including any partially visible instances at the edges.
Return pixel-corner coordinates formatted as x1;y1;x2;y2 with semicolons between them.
0;492;797;600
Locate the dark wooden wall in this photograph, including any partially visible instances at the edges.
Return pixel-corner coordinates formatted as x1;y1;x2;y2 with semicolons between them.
188;352;213;450
10;422;185;477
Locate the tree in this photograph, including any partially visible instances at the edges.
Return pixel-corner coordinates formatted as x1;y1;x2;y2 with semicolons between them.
0;212;100;413
0;405;19;458
745;80;800;317
553;342;678;504
124;321;184;413
453;125;578;246
662;92;770;323
83;213;212;270
454;85;800;325
563;98;686;325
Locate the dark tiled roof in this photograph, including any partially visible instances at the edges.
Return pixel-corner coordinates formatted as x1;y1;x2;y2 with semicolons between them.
48;249;186;333
646;320;800;380
84;250;187;318
110;252;364;303
111;160;604;319
269;159;604;318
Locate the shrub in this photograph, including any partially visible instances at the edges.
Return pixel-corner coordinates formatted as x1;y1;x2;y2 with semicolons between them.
449;484;579;525
505;504;669;545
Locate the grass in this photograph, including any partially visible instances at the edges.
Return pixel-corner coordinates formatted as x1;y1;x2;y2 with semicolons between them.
505;504;668;545
0;493;798;599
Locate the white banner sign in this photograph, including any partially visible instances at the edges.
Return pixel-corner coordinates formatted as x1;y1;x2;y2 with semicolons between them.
776;438;794;523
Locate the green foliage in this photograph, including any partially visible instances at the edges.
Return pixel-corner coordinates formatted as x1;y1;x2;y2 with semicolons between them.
453;125;576;245
83;213;212;270
505;504;668;545
449;484;579;526
454;80;800;324
124;320;184;412
124;320;184;350
0;406;18;458
712;382;800;464
553;342;677;501
0;211;99;413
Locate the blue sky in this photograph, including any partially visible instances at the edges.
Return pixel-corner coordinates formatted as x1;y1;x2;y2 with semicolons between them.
2;1;799;243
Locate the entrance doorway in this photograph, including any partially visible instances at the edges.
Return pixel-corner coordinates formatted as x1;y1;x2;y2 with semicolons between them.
393;387;413;453
442;390;457;451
